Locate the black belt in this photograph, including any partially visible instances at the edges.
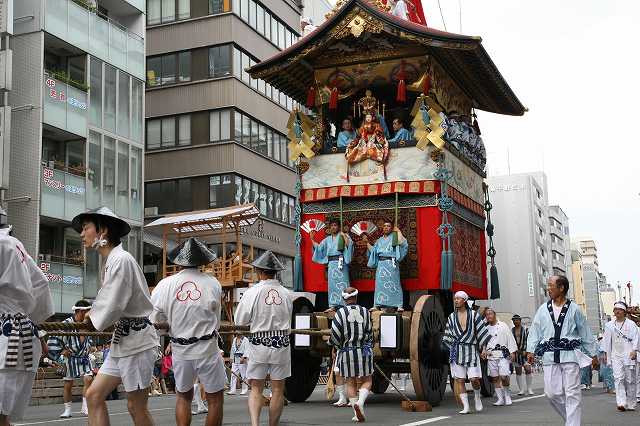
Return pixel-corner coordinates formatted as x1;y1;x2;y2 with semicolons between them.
328;255;343;261
379;256;395;261
113;317;151;345
170;330;219;346
534;338;581;357
249;330;290;349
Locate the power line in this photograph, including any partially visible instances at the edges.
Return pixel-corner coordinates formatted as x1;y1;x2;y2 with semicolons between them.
437;0;447;31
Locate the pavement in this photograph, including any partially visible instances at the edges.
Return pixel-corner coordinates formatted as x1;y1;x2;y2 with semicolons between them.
16;373;640;425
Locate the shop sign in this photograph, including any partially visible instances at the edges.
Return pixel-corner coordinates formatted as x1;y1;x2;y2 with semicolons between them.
40;262;83;286
490;184;525;192
45;78;87;110
42;167;85;194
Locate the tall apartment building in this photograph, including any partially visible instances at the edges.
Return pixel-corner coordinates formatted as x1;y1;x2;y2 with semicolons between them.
485;172;553;319
143;0;315;287
8;0;146;313
548;205;572;280
571;249;587;314
573;237;603;332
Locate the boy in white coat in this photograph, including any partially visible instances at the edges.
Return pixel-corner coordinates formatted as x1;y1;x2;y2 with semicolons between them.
0;211;54;425
228;335;249;395
482;307;517;406
601;301;638;411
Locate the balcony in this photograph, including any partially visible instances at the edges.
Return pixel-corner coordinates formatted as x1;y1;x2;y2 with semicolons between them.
38;258;84;313
43;73;88;137
40;166;87;222
44;0;144;79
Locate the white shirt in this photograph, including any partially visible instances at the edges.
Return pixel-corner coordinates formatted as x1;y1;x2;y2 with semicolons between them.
151;269;222;361
90;244;159;358
235;279;292;364
0;232;55;371
552;302;563;323
392;0;409;20
230;337;249;365
602;318;638;366
486;321;518;360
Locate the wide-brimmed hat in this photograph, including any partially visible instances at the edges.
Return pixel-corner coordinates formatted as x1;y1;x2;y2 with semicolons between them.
251;251;285;272
71;207;131;238
168;237;217;267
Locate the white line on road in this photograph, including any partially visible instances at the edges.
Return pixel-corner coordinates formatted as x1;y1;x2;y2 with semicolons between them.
16;407;175;426
398;416;451;426
512;394;545;403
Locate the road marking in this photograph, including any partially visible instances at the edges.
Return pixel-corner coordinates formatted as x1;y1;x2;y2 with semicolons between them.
398;416;451;426
16;407;175;425
512;394;545;403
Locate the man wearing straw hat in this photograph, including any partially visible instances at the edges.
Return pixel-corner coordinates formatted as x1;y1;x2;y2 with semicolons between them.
235;251;292;426
47;299;94;418
151;237;225;426
0;206;54;426
72;207;159;425
601;300;638;411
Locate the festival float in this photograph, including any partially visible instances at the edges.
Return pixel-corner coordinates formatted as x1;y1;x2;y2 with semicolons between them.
247;0;525;405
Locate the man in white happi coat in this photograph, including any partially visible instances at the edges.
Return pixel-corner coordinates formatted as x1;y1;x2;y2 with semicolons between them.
72;207;160;426
601;301;638;411
481;307;517;406
228;335;249;395
151;237;225;426
0;209;54;426
235;251;293;426
527;275;597;426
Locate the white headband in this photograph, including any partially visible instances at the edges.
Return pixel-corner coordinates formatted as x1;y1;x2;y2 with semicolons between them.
613;302;627;311
454;291;469;301
342;289;358;300
72;305;91;311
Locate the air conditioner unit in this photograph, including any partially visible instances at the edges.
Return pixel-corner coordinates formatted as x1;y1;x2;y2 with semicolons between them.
144;206;159;216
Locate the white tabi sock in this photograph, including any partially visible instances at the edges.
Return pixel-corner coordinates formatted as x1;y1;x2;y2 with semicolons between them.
504;387;512;405
458;392;470;414
81;397;88;413
516;374;524;394
60;402;72;418
474;389;483;412
349;397;360;422
526;374;534;394
493;387;504;406
334;385;347;404
358;388;370;408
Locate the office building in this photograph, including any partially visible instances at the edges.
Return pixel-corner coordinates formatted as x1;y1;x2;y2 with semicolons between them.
9;0;146;313
143;0;306;287
574;237;604;332
571;249;587;314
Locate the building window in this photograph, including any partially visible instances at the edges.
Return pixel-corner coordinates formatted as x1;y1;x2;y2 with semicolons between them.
231;110;290;167
147;0;161;25
161;0;176;23
146;52;191;87
177;0;190;20
104;65;117;132
161;117;175;148
147;0;194;25
178;115;191;146
89;58;102;126
146;120;161;150
145;178;192;214
209;174;294;225
209;45;232;78
117;72;130;138
210;110;231;142
210;0;231;14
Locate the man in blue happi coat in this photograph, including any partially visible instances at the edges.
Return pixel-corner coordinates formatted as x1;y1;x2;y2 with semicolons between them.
310;219;353;312
363;221;408;311
526;275;598;426
387;117;412;147
336;118;357;149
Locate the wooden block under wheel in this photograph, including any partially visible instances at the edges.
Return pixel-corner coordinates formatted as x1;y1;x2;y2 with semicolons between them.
401;400;432;412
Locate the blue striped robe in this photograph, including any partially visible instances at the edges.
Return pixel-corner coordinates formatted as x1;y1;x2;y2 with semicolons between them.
329;304;373;378
442;308;491;367
512;325;529;365
47;317;93;378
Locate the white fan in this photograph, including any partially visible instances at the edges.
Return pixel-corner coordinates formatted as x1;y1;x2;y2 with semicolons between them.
301;219;326;234
350;221;377;236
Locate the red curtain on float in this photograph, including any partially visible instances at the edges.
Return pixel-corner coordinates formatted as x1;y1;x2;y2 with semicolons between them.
300;207;487;299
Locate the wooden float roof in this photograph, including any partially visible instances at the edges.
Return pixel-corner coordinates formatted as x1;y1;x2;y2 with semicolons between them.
248;0;525;116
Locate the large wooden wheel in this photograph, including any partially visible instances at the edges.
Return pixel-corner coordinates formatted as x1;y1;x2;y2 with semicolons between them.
410;294;448;406
284;297;321;403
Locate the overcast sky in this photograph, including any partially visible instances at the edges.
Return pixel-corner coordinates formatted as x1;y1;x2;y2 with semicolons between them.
328;0;640;303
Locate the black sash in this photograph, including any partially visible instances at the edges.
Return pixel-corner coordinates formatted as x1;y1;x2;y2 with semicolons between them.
547;300;571;363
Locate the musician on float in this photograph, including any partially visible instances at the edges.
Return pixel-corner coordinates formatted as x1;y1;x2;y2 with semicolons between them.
336;117;357;149
387;117;413;147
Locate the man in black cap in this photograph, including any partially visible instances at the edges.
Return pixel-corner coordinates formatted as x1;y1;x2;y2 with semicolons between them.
150;237;225;426
235;251;293;426
511;314;534;395
48;299;94;417
72;207;159;425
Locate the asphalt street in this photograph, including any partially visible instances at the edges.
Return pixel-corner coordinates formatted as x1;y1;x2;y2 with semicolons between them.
17;373;638;425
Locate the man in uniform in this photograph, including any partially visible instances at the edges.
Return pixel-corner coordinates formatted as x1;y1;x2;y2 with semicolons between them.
511;314;534;395
527;275;597;426
329;287;373;423
310;219;353;311
235;251;293;426
482;307;517;406
151;237;225;426
442;291;491;414
228;334;249;395
74;207;159;426
0;207;54;426
601;301;638;411
48;299;94;417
